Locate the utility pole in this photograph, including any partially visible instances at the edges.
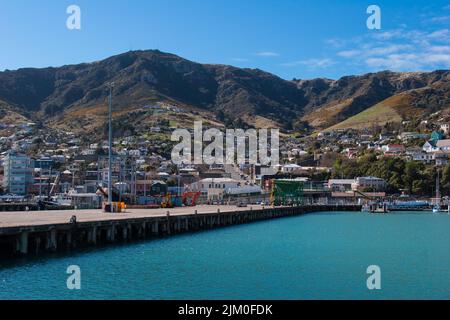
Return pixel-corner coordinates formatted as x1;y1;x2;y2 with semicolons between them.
108;83;114;212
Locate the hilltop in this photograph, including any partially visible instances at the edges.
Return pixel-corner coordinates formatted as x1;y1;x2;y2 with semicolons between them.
0;50;449;136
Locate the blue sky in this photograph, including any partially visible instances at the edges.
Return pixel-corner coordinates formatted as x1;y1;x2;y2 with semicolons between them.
0;0;449;79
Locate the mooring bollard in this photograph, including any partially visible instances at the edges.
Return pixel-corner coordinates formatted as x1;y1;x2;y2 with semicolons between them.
166;211;172;235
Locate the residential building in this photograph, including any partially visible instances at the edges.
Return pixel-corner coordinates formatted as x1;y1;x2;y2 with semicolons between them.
3;152;34;195
379;133;394;141
352;177;386;192
327;179;355;192
398;132;429;142
423;140;438;153
436;139;450;153
431;131;443;141
344;148;358;159
433;151;449;166
408;151;433;163
35;157;54;170
382;144;406;154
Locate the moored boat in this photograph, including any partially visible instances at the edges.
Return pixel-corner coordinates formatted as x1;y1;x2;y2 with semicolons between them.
387;200;431;212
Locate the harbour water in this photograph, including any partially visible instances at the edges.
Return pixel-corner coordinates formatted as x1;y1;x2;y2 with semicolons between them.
0;211;449;300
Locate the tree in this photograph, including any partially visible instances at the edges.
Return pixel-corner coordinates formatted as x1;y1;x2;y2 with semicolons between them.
412;180;426;195
404;161;422;195
332;158;343;178
441;163;450;195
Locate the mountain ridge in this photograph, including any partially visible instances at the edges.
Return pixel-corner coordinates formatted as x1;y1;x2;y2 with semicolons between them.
0;49;449;134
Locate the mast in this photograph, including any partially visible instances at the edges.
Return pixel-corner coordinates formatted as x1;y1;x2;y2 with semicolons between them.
108;83;114;212
436;170;440;204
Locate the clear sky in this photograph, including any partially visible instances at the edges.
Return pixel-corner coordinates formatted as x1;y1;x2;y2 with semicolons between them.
1;0;449;79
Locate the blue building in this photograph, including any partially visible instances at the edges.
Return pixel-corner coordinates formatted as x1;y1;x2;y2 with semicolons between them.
35;157;54;170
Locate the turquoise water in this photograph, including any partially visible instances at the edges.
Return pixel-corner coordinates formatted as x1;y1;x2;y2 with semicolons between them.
0;211;449;300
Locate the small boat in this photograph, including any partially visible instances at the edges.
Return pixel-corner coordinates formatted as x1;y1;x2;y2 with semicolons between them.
51;193;73;207
432;205;441;213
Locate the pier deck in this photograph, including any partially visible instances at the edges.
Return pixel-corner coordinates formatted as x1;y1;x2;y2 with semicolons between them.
0;204;361;257
0;205;263;229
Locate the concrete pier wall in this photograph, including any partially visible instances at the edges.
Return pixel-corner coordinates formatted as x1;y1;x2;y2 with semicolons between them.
0;205;360;257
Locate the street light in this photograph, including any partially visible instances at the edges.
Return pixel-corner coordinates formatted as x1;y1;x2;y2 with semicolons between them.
107;82;114;212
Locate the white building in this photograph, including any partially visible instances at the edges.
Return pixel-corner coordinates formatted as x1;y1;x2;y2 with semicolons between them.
328;179;355;192
423;141;438;153
382;144;405;154
190;178;240;193
352;177;386;192
410;152;434;163
225;185;262;196
281;164;301;173
436;139;450;153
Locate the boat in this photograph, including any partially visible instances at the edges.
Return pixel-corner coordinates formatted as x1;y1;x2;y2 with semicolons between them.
34;192;74;208
387;200;431;211
51;193;73;207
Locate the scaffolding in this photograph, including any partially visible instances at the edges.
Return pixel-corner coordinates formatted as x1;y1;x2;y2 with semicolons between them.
270;180;304;206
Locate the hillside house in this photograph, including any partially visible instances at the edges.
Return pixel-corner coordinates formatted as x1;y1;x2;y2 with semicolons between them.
433;151;449;166
423;140;438;153
382;144;405;154
436;139;450;153
398;132;429;142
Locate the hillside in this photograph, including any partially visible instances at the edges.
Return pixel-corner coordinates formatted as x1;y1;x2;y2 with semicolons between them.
0;50;449;135
0;50;306;132
298;70;450;130
325;75;450;131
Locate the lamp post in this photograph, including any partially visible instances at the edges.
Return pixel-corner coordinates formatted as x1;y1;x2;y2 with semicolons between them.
108;82;114;212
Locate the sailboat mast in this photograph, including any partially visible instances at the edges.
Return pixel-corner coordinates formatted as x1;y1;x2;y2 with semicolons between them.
436;170;440;204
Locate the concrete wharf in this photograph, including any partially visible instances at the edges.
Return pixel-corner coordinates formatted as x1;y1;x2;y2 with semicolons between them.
0;204;361;257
